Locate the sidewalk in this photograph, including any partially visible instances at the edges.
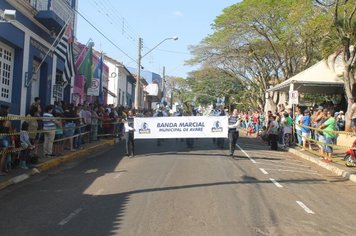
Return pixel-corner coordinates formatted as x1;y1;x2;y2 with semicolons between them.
0;139;116;191
249;129;356;183
283;145;356;183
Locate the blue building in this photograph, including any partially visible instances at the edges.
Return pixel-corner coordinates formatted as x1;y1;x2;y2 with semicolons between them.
0;0;78;116
131;69;163;89
127;67;164;108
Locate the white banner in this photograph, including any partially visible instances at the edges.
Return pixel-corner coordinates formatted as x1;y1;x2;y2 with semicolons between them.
134;116;228;139
87;78;100;96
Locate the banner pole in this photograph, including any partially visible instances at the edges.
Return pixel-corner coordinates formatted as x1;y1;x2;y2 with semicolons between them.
26;18;71;87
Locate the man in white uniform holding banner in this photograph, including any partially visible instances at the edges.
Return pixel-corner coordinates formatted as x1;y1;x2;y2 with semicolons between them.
134;115;228;140
227;109;240;156
124;110;135;157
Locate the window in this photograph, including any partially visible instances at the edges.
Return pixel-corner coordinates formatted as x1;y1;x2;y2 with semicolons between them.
0;42;14;103
53;71;64;101
118;89;121;105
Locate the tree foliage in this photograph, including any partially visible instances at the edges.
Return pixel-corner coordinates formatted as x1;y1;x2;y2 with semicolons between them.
187;0;331;110
313;0;356;130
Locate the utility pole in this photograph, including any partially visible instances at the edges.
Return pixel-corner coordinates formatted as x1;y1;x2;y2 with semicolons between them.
134;37;142;109
162;66;165;104
170;80;175;108
134;37;178;109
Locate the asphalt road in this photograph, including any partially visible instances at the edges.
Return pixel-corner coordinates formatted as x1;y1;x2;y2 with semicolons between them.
1;134;356;236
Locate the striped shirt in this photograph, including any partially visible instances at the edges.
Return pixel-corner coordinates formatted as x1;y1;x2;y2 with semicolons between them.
43;113;56;130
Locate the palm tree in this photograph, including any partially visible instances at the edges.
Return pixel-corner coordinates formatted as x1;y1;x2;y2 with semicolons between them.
316;0;356;131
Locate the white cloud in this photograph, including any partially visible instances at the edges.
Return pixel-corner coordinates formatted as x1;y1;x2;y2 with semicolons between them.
174;11;183;17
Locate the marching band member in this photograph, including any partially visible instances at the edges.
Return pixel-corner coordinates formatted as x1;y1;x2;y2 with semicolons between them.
228;109;240;156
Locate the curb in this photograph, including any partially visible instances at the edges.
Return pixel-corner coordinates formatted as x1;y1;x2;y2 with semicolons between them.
0;139;116;191
286;147;356;183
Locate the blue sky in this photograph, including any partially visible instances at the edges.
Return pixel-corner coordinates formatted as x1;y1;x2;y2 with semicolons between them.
76;0;238;78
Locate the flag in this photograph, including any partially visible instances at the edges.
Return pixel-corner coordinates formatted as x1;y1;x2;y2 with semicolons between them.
93;54;104;103
79;43;93;89
54;23;75;87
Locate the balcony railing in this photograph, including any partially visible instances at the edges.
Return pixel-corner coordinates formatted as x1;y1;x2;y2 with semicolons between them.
28;0;73;24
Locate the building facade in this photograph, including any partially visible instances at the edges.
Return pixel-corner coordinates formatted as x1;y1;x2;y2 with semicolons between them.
0;0;78;115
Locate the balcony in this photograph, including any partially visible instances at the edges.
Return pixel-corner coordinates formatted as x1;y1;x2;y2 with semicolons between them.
28;0;73;33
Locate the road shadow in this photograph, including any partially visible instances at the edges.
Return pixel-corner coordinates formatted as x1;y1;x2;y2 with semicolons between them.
0;136;330;235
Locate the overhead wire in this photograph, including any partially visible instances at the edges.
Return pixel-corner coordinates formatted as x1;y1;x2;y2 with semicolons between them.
98;2;137;43
88;0;139;49
75;7;137;64
100;0;141;40
88;0;114;25
78;0;188;76
95;0;140;42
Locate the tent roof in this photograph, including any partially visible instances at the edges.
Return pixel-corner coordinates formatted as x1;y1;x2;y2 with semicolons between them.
267;60;344;94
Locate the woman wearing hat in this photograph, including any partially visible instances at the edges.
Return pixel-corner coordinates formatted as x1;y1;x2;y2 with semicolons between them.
336;111;345;131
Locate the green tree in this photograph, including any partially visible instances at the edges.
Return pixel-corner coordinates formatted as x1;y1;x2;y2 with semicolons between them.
187;67;243;108
314;0;356;131
188;0;329;111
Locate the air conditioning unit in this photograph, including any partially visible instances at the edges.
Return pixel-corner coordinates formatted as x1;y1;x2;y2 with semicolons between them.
3;9;16;21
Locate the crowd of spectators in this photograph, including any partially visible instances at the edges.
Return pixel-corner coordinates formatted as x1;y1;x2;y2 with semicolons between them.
0;97;148;175
257;103;345;163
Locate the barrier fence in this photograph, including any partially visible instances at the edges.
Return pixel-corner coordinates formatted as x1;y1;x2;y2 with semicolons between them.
296;123;356;150
290;122;356;166
0;115;121;156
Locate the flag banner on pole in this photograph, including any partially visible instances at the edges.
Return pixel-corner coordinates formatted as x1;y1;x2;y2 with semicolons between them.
97;55;104;103
134;116;228;139
88;54;103;97
79;43;93;89
54;23;75;86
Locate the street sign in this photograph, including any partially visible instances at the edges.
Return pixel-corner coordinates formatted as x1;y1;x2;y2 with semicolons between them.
289;90;299;105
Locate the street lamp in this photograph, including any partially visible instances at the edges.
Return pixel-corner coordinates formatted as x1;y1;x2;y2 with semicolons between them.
134;36;178;109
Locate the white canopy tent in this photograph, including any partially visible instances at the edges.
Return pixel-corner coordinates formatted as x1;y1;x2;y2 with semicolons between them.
267;60;344;94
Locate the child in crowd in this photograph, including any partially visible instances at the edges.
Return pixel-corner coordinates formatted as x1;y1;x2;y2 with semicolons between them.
246;123;254;135
20;122;35;169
